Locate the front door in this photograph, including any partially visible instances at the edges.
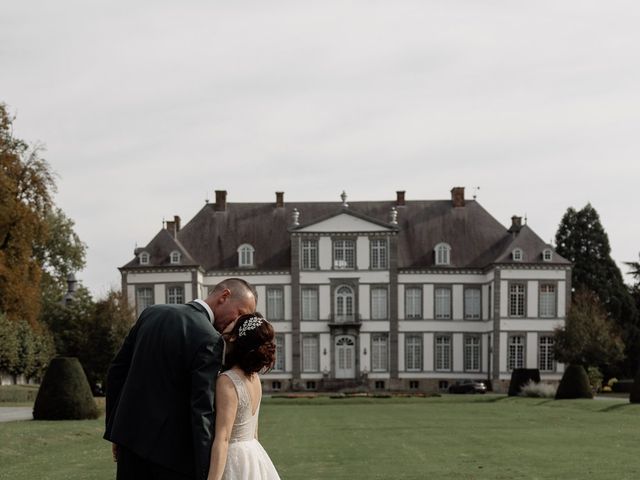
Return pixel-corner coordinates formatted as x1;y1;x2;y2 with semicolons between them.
335;335;356;379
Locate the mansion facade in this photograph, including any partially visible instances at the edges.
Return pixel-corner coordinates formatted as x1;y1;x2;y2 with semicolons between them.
120;188;571;393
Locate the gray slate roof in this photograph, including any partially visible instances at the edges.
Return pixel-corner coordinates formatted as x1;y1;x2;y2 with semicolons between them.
121;199;570;272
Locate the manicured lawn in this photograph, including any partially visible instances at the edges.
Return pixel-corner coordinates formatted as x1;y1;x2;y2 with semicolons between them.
1;395;639;479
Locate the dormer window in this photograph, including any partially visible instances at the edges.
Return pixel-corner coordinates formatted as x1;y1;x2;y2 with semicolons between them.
435;243;451;266
542;249;553;262
139;251;150;265
170;251;181;264
238;244;255;267
512;248;523;262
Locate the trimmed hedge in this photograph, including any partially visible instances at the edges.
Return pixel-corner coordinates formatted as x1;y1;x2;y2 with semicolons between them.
0;385;39;404
630;369;640;404
556;364;593;399
508;369;541;397
33;357;99;420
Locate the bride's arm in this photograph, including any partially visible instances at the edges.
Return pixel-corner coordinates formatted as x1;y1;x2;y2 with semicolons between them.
207;375;238;480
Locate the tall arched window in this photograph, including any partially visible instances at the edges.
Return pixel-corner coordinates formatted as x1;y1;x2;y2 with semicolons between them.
434;243;451;266
335;285;354;322
237;244;255;267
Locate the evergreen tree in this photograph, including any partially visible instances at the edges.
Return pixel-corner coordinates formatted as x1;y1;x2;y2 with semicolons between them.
555;204;639;375
554;290;625;368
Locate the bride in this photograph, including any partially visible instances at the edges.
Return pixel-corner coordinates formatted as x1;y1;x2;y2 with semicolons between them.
207;312;281;480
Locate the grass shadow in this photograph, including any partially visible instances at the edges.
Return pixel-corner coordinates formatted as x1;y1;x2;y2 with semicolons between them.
599;402;632;413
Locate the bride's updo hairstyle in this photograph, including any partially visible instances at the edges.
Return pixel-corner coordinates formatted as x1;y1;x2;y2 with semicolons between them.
225;312;276;375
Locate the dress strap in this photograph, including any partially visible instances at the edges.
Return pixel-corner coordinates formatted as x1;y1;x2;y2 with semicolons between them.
221;370;250;409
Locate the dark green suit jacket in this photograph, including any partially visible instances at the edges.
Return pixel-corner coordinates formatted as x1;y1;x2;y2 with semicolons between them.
104;301;223;480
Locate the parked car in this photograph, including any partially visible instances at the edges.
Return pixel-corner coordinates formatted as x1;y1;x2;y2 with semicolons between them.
448;379;487;394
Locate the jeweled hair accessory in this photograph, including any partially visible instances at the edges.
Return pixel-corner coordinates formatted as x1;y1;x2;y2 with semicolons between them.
238;316;264;337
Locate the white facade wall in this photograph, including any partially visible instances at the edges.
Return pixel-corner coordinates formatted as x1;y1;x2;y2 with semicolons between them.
424;285;434;320
526;332;538;368
452;333;463;371
359;284;370;319
452;284;463;320
424;333;434;371
318;237;332;270
357;237;369;270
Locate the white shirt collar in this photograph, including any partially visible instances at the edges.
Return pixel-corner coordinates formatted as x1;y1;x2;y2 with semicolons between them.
193;299;214;323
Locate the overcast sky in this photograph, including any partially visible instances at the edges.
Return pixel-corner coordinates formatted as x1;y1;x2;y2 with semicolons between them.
2;1;639;297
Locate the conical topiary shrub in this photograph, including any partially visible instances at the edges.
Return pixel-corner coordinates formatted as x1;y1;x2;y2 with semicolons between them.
630;368;640;404
33;357;99;420
555;364;593;399
508;368;541;396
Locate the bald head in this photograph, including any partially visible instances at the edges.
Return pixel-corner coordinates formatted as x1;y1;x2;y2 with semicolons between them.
211;278;257;303
205;278;257;333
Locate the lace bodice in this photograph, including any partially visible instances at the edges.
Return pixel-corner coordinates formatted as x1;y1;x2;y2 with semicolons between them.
221;370;260;443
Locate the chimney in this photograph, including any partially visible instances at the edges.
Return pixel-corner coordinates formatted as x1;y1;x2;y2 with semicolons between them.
165;215;181;237
509;215;523;233
214;190;227;212
396;191;406;206
451;187;465;207
275;191;284;208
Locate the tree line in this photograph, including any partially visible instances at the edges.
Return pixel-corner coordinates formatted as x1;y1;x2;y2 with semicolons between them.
0;103;133;391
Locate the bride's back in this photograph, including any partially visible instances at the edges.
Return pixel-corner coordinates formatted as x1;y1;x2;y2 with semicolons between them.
221;369;261;443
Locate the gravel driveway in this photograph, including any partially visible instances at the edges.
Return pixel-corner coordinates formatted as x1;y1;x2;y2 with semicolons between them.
0;407;32;422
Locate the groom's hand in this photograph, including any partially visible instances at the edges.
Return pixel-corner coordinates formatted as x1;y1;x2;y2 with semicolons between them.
111;443;118;462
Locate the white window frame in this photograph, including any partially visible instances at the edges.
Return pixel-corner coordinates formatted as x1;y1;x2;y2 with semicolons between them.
237;243;255;267
405;286;422;319
274;334;285;372
509;283;526;317
166;285;184;304
170;250;181;264
434;243;451;266
508;335;525;371
301;239;318;270
301;287;319;321
435;335;452;372
335;285;355;322
542;249;553;262
464;287;481;320
139;251;150;265
302;335;319;372
434;287;452;320
539;283;557;318
464;335;481;372
370;238;388;269
135;286;154;316
266;287;284;320
538;335;555;372
371;333;388;372
370;286;388;320
405;334;423;372
512;248;524;262
333;239;355;269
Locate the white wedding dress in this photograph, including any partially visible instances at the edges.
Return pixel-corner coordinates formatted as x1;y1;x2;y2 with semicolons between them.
220;370;281;480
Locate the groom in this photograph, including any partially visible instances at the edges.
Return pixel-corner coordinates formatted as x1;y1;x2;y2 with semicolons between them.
104;278;257;480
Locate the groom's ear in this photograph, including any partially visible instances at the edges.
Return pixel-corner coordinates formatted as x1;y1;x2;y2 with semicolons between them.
218;288;231;303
